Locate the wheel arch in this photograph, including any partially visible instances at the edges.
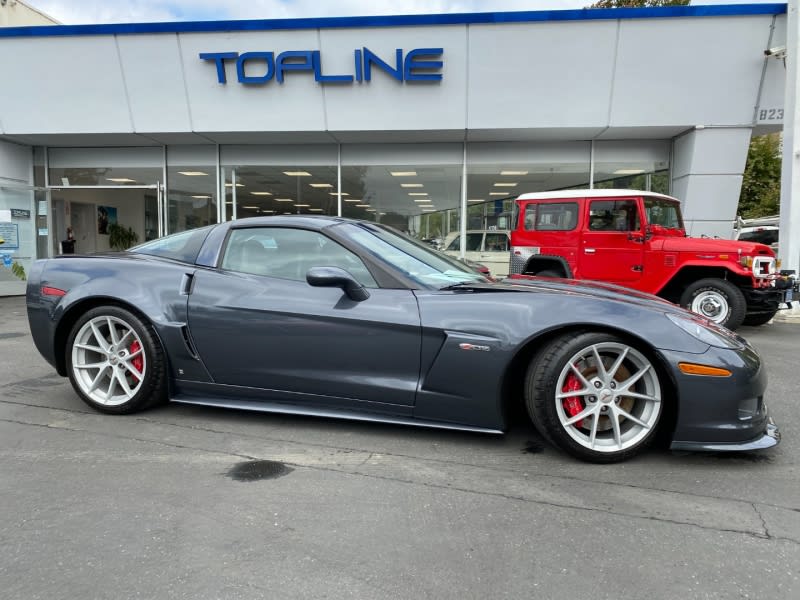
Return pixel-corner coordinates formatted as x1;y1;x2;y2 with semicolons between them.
499;324;679;440
53;296;167;377
656;265;751;303
522;255;573;277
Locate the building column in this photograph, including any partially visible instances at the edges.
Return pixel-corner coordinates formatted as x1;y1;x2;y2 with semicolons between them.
780;0;800;278
670;127;752;239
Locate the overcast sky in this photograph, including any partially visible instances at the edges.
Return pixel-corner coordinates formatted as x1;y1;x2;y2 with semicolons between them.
24;0;774;25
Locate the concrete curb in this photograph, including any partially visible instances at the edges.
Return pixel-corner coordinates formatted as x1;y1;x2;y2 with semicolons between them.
773;302;800;323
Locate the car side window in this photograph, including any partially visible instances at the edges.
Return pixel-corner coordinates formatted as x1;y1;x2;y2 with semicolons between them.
524;203;578;231
446;235;461;251
588;200;640;232
484;233;509;252
222;228;378;287
465;233;483;251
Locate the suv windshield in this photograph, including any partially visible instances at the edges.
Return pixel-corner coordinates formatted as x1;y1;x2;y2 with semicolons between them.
644;198;684;229
338;223;488;288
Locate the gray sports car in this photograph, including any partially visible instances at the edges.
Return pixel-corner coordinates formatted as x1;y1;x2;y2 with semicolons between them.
26;216;779;462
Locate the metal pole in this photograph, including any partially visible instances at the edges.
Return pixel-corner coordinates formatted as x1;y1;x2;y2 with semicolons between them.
459;142;467;259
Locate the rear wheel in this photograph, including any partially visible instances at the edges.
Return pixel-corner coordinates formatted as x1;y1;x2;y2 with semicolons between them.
526;332;664;463
679;278;746;330
66;306;167;414
742;310;778;327
535;269;562;278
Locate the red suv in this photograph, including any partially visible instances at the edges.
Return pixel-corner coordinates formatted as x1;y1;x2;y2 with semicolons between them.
509;190;797;329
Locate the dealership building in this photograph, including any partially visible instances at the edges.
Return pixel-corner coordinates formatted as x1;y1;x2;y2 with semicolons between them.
0;3;790;295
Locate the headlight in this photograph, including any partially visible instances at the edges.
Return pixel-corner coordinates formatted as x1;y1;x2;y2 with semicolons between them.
665;313;745;349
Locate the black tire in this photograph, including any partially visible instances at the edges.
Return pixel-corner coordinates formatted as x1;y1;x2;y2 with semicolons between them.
525;331;664;463
678;278;746;330
65;305;167;414
742;310;778;327
535;269;562;278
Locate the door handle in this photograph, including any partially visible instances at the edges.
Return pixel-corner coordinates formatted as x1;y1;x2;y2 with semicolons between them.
584;248;596;254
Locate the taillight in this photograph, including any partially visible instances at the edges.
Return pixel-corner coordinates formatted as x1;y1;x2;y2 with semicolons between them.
41;286;67;297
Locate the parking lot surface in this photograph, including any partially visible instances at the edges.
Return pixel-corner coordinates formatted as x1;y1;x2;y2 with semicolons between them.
1;295;798;599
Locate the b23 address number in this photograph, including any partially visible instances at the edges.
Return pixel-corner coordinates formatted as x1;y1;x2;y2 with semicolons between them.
759;108;784;121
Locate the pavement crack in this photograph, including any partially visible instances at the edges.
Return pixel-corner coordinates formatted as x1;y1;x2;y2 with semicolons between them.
752;502;772;539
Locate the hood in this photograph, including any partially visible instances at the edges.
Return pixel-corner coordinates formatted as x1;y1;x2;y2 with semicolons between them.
460;276;688;315
659;236;774;256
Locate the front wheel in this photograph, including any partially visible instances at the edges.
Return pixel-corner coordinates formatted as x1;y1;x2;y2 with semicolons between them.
66;306;167;414
742;310;778;327
679;278;746;330
526;332;664;463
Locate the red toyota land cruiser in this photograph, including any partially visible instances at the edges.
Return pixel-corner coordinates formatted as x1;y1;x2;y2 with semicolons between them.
509;190;797;330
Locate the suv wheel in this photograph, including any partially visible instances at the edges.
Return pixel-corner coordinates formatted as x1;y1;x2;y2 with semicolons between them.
679;278;746;330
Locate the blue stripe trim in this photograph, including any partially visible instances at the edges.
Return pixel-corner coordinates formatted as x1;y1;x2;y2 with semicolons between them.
0;4;787;38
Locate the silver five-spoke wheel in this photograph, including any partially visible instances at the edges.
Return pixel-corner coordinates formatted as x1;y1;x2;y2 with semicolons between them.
71;315;146;406
66;306;166;414
527;332;665;462
554;342;661;453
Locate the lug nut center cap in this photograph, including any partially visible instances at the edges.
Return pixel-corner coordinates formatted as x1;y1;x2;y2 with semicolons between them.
599;390;614;404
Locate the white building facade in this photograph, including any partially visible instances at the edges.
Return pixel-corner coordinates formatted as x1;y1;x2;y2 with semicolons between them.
0;4;788;295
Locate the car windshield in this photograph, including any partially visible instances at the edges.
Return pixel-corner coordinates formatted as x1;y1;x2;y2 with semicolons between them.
644;198;684;229
338;223;489;288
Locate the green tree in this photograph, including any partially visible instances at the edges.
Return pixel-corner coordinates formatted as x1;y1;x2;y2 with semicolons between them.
587;0;689;7
738;133;782;218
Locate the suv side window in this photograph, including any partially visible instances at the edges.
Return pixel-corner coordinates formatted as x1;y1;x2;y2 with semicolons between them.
588;200;640;232
524;203;578;231
222;227;377;287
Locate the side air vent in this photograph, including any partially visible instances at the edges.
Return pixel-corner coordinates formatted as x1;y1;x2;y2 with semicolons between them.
181;325;200;360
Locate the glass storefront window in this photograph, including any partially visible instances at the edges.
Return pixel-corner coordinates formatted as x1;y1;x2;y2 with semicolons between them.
220;145;338;220
341;144;463;237
48;147;163;186
167;146;217;234
0;184;36;294
466;142;592;234
593;140;670;194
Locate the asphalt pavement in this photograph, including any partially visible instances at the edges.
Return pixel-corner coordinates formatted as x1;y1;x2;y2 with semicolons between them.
1;295;798;599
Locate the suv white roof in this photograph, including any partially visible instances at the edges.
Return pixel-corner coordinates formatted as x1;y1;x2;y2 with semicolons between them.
515;189;678;202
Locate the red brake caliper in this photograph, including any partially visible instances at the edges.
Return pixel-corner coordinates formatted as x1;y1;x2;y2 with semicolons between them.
129;340;143;382
562;370;584;424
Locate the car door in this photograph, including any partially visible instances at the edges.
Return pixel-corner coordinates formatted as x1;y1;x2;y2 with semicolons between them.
186;226;422;411
578;198;645;283
479;232;511;277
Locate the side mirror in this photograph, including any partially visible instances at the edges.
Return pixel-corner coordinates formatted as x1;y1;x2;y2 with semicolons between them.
306;266;370;302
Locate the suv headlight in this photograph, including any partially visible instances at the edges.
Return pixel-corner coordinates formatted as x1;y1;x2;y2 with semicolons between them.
666;313;745;349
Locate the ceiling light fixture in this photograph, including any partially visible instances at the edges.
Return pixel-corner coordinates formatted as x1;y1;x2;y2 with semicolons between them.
408;192;429;196
500;170;528;176
401;183;424;188
390;171;417;177
106;178;136;183
329;192;349;196
493;182;518;187
283;171;312;177
276;198;293;202
251;191;273;196
191;195;211;199
178;171;208;176
310;183;333;188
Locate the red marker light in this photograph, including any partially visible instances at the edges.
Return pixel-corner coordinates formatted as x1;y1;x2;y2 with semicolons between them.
41;286;67;297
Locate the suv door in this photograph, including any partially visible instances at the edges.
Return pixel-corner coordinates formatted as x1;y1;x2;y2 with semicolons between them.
479;232;511;277
578;198;645;283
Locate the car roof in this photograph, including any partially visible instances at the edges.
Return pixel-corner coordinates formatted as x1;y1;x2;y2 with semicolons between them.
516;189;679;202
225;215;349;230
